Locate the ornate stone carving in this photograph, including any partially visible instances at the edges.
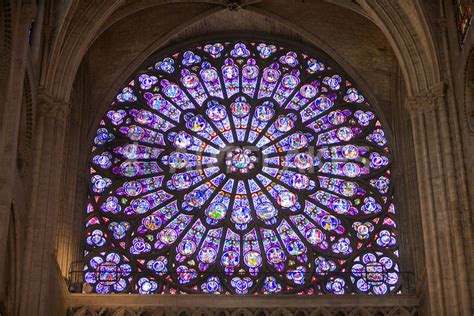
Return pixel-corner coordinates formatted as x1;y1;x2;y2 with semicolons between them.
227;1;242;11
37;89;71;121
405;82;447;115
21;1;37;22
436;18;448;32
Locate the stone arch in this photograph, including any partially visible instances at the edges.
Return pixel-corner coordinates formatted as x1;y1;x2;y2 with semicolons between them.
42;1;226;102
43;0;441;102
86;7;393;145
40;0;124;101
356;0;441;95
85;5;226;139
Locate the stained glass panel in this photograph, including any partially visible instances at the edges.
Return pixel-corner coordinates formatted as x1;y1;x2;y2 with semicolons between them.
454;0;472;46
84;39;399;295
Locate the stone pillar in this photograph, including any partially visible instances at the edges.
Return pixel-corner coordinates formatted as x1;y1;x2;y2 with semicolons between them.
19;90;70;315
406;83;472;316
55;75;88;279
0;0;36;303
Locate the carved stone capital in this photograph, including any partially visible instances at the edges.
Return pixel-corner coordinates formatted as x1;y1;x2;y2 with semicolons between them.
37;89;71;122
436;18;448;32
227;0;242;11
21;1;37;22
405;97;431;115
429;82;446;98
405;82;447;116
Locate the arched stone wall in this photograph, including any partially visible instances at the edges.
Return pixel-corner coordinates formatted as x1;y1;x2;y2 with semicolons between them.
86;6;395;143
41;0;443;103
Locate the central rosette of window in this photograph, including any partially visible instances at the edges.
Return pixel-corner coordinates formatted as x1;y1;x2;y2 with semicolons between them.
225;147;258;174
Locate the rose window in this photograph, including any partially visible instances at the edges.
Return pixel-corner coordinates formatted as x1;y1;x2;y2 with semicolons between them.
85;39;399;295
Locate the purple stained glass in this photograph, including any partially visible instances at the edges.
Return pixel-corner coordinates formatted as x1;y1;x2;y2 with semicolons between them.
84;40;399;295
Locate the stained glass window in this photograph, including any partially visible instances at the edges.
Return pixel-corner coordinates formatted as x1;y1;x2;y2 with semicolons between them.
84;39;399;295
454;0;472;47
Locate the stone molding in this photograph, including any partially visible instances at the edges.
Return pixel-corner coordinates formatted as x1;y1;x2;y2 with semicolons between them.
42;26;56;48
43;0;125;101
359;0;441;95
37;89;71;121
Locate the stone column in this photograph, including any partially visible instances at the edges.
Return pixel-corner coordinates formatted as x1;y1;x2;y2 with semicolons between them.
55;75;88;280
406;83;472;316
19;90;70;315
0;1;36;302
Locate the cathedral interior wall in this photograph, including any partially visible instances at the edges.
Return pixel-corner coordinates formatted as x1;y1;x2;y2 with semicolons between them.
0;1;471;315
